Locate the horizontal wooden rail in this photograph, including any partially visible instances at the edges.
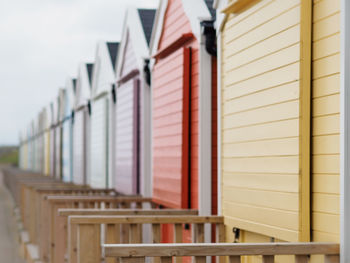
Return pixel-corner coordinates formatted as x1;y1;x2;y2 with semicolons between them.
69;215;223;224
59;208;198;216
103;243;340;263
46;195;150;202
104;242;339;256
36;188;116;193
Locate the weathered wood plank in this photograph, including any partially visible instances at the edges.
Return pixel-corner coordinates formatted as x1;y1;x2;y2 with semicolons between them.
104;243;339;257
294;255;308;263
77;224;100;263
70;215;223;224
58;209;198;216
262;255;274;263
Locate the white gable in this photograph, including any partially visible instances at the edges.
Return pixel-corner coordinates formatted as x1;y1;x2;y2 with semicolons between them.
75;63;92;109
91;42;116;99
116;8;150;78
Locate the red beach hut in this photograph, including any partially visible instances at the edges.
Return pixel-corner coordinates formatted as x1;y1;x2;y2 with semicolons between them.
150;0;217;217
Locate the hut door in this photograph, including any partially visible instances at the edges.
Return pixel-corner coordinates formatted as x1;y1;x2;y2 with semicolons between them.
115;77;140;195
72;109;85;185
55;126;62;179
152;47;191;208
90;97;108;188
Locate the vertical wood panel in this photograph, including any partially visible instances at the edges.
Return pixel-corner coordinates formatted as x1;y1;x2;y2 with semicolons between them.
298;0;312;242
77;224;101;263
311;0;341;247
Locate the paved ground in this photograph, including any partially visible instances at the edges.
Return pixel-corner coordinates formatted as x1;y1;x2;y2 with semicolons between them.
0;167;25;263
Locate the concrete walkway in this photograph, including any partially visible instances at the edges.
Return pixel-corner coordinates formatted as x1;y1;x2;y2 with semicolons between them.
0;168;25;263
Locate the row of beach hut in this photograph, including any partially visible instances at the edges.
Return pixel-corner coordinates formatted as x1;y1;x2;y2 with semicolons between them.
18;0;341;254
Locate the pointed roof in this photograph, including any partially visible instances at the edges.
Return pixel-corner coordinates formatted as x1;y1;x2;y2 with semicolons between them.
86;63;94;85
91;42;119;98
150;0;212;57
106;42;119;71
116;8;156;78
75;63;94;109
138;9;156;46
204;0;216;18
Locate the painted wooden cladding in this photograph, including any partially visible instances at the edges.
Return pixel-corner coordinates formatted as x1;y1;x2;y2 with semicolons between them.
153;0;202;210
73;109;87;185
115;78;140;195
44;131;50;175
90;97;109;188
311;0;340;244
36;133;43;173
50;128;56;177
158;0;192;51
114;31;140;195
152;47;191;208
62;120;72;182
120;31;138;78
221;0;311;242
55;126;62;179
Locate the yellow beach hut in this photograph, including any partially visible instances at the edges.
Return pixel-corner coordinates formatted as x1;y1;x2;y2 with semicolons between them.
214;0;340;260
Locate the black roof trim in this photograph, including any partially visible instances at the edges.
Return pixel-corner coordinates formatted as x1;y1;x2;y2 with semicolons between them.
137;9;156;46
204;0;216;18
86;63;94;86
106;42;119;70
72;78;77;93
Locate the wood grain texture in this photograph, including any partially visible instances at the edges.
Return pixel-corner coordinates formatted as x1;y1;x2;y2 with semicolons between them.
221;0;313;242
69;215;224;225
311;0;340;244
104;242;339;257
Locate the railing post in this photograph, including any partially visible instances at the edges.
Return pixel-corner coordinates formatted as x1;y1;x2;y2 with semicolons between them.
174;224;183;263
152;224;161;263
160;257;172;263
262;255;274;263
77;224;100;263
325;255;340;263
229;256;241;263
120;258;145;263
216;224;225;242
68;222;78;263
195;256;206;263
195;223;205;243
130;223;142;243
295;255;308;263
106;224;120;263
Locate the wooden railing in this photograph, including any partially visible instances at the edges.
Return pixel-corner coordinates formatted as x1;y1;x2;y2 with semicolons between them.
68;215;225;263
52;209;198;263
104;243;340;263
23;186;117;246
44;196;156;263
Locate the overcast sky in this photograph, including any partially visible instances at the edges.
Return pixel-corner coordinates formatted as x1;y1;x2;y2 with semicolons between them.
0;0;159;145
